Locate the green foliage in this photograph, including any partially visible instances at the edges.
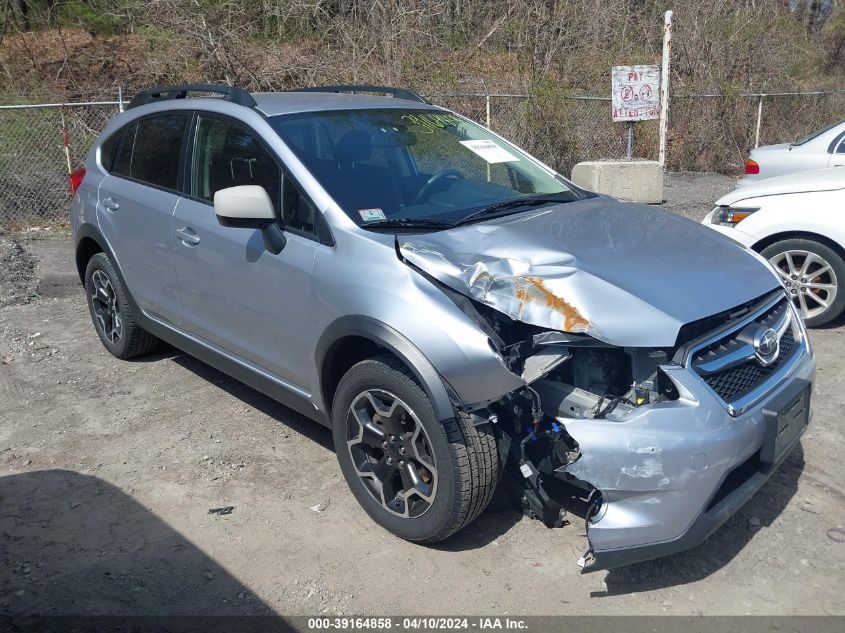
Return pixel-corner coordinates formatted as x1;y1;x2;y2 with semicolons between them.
58;0;127;35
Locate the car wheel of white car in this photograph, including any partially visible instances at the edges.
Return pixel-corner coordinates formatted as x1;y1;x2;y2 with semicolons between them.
761;238;845;327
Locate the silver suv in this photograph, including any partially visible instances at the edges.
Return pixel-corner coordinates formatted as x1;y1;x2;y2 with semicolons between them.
70;84;816;571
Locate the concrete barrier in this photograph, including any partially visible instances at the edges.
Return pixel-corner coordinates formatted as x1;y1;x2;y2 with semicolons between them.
570;160;664;204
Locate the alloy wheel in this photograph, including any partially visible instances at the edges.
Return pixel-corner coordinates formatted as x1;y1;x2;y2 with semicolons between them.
346;389;438;518
769;249;838;320
90;270;123;344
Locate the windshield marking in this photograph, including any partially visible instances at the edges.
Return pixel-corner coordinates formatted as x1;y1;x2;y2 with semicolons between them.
358;208;386;221
400;113;461;133
459;140;519;163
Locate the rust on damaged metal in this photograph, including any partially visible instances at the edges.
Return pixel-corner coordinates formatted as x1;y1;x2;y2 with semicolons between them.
518;276;590;332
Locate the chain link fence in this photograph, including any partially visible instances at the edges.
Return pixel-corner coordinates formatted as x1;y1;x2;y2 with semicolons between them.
0;99;121;229
432;94;656;172
669;92;845;172
1;90;843;230
433;91;845;175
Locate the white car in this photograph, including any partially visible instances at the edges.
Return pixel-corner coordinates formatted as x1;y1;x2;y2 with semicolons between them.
736;119;845;188
703;168;845;327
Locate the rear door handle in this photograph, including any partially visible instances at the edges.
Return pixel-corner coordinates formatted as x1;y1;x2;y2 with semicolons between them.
176;227;200;246
101;197;119;212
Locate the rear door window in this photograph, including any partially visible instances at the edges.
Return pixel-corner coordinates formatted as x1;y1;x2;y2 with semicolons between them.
99;130;123;172
112;123;135;176
113;114;189;190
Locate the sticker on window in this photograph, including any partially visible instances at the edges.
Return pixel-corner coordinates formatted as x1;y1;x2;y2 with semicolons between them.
459;140;519;164
358;208;387;222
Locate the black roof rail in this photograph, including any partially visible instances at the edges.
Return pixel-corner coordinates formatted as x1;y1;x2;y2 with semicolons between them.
127;84;257;110
290;85;428;104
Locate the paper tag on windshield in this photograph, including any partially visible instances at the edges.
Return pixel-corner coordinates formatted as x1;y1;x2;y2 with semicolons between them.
459;140;519;164
358;208;386;222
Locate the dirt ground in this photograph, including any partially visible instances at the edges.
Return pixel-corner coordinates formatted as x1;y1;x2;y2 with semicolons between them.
2;173;844;616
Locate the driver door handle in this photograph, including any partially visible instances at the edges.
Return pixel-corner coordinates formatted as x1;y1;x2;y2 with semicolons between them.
176;227;200;245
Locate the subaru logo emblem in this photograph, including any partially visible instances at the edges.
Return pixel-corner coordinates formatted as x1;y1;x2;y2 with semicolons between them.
753;327;779;366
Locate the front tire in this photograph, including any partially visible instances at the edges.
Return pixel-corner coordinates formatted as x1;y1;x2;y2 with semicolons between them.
84;253;159;359
331;354;498;543
761;238;845;327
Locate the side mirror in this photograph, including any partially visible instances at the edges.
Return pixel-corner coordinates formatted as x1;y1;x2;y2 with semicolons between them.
214;185;276;229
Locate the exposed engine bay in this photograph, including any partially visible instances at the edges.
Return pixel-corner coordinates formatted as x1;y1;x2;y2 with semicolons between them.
441;282;686;568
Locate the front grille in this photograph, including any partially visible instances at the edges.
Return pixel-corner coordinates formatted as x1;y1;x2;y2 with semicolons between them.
691;297;800;406
701;328;795;402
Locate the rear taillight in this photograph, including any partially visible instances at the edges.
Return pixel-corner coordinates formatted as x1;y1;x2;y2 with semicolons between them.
744;159;760;175
69;167;86;195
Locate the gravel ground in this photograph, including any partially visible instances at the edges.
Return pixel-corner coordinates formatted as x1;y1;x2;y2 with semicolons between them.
0;231;37;309
662;172;735;221
1;174;844;617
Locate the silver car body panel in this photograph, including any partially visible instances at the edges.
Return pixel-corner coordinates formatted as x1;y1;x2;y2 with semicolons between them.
536;295;813;561
71;91;817;568
543;346;815;559
71;94;525;415
400;196;781;347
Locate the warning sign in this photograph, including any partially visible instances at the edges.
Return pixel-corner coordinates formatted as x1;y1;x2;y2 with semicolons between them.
612;65;660;122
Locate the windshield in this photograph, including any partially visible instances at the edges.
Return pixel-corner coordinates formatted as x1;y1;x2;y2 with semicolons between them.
792;120;844;146
268;109;584;228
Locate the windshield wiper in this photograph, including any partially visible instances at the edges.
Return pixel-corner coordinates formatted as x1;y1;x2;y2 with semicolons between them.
455;196;573;226
361;218;456;230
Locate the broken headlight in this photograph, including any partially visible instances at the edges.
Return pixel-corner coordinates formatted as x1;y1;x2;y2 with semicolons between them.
540;345;679;418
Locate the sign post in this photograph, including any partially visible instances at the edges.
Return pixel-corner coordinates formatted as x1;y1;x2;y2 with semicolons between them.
658;10;673;166
611;64;660;159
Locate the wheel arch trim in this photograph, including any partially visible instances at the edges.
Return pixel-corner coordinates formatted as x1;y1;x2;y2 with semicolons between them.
315;316;457;425
74;223;135;303
752;229;845;262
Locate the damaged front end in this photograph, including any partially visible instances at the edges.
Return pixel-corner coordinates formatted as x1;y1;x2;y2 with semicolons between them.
453;292;689;571
396;205;814;571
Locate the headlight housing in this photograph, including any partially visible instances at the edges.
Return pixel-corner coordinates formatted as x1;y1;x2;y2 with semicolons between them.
711;205;759;226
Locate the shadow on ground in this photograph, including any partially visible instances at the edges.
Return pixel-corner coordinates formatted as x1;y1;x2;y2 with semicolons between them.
166;351;334;451
0;469;274;616
131;343;332;449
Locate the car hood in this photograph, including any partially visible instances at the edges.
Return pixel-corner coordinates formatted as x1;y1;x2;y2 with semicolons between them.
399;196;780;347
718;168;845;205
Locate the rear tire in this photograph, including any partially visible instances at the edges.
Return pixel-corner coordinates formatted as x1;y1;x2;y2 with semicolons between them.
84;253;159;359
331;354;498;543
760;238;845;328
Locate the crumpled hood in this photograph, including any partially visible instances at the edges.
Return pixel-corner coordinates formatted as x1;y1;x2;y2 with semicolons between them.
400;196;780;347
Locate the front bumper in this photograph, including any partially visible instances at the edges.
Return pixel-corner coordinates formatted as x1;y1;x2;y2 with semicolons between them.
536;343;816;572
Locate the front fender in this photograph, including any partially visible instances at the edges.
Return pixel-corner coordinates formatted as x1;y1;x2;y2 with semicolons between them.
310;234;527;416
315;316;458;424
